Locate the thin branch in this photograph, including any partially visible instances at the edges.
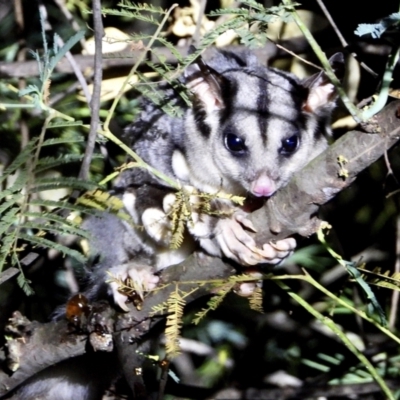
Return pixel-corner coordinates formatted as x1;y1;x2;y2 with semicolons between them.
104;3;179;131
192;0;207;47
53;0;89;51
269;39;321;70
0;41;391;79
78;0;103;180
59;39;92;104
389;215;400;329
275;269;400;347
14;0;29;149
315;0;378;77
315;0;346;47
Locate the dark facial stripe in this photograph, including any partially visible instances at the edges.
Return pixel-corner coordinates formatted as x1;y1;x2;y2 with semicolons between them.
256;75;269;144
219;77;238;127
192;98;212;137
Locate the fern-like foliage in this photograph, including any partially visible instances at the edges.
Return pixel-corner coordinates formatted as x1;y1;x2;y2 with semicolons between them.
20;21;84;110
0;136;101;293
210;0;300;48
358;266;400;291
77;189;124;214
193;274;265;324
306;348;400;386
133;70;187;118
248;286;264;313
165;286;186;357
167;187;245;250
100;1;166;25
192;278;238;325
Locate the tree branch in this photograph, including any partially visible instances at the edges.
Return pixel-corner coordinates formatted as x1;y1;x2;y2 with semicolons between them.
250;100;400;244
0;29;361;79
0;314;86;395
77;0;103;180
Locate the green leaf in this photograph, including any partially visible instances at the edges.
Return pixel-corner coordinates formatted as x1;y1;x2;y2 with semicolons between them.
42;136;85;146
0;139;37;182
19;84;40;97
49;30;86;70
345;261;387;326
31;177;100;193
22;211;89;237
16;273;34;296
18;233;87;264
28;199;100;216
0;196;23;215
47;121;85;129
355;13;400;38
20;221;87;239
0;207;20;236
0;235;16;272
0;171;28;200
36;154;103;173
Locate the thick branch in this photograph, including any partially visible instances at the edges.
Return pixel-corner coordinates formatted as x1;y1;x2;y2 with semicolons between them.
0;254;233;397
0;45;274;78
0;316;86;396
0;31;349;79
250;100;400;244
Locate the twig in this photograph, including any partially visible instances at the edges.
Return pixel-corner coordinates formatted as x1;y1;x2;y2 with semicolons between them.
271;40;321;70
192;0;207;47
283;0;363;122
100;3;181;190
51;0;92;102
14;0;29;149
315;0;346;47
60;40;92;104
53;0;88;51
389;215;400;329
97;127;180;189
282;0;362;122
104;3;178;131
78;0;103;180
315;0;377;77
157;359;170;400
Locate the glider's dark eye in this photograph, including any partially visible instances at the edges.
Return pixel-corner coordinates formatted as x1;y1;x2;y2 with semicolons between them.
281;134;299;155
225;133;246;154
